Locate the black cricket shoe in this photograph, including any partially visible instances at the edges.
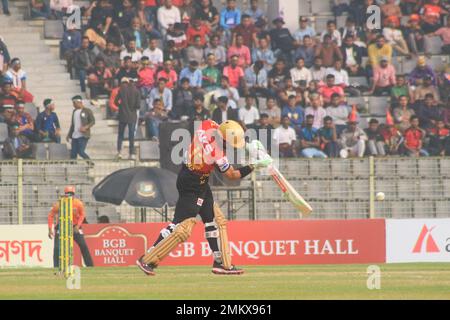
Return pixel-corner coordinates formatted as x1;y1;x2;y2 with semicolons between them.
212;261;244;275
136;256;156;276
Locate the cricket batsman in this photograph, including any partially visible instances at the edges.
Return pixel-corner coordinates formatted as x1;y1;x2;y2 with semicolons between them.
136;120;272;275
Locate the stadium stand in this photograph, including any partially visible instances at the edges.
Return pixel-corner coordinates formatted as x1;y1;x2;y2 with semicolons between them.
0;0;449;224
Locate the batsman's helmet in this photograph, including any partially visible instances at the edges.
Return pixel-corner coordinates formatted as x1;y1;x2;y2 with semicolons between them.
64;186;76;195
218;120;245;149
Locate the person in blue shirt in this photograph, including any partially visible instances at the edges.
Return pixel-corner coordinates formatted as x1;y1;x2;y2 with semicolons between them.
281;95;304;136
244;0;265;24
179;61;203;91
299;115;327;158
35;99;61;143
220;0;241;44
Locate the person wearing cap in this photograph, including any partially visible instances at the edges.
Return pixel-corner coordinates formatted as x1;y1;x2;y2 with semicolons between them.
383;16;410;57
269;17;296;63
339;106;367;158
293;17;316;44
368;55;396;96
35;99;61;143
48;186;94;268
405;14;428;56
15;101;35;141
408;56;437;86
2;122;32;159
67;96;95;159
4;58;34;103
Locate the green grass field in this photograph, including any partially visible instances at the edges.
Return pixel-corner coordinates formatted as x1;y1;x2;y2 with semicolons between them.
0;264;449;300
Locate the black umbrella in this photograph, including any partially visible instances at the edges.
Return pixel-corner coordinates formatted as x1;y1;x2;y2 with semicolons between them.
92;167;178;208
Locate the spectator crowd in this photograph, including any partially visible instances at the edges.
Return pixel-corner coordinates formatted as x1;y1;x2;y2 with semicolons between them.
1;0;450;160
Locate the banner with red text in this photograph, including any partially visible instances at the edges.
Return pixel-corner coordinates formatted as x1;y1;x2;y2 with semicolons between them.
0;225;53;268
74;220;386;267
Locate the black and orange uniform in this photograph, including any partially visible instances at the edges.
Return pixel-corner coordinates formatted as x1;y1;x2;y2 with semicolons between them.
48;198;94;268
151;120;232;261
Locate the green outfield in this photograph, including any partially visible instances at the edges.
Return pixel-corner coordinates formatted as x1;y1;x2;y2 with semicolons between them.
0;264;449;300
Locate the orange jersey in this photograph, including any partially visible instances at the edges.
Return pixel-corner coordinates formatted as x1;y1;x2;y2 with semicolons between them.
48;198;86;229
185;120;231;175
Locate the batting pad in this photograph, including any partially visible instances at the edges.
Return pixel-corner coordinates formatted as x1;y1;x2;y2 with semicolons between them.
214;204;232;269
142;218;197;266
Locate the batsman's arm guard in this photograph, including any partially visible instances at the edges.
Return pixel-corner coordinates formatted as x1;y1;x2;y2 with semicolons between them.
213;203;232;270
142;218;197;266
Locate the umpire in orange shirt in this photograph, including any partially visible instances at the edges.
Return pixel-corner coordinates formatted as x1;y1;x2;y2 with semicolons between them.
48;186;94;267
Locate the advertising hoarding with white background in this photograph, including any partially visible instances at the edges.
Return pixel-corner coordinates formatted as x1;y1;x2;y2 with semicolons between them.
386;219;450;263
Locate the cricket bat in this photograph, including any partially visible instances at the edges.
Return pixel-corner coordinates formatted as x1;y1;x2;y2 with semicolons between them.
249;141;313;218
268;165;313;218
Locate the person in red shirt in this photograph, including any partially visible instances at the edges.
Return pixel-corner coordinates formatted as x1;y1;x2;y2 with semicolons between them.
319;74;345;104
223;55;245;89
232;14;258;49
156;59;178;89
137;56;155;97
186;17;211;46
48;186;94;268
137;120;272;276
227;34;251;68
403;115;430;156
